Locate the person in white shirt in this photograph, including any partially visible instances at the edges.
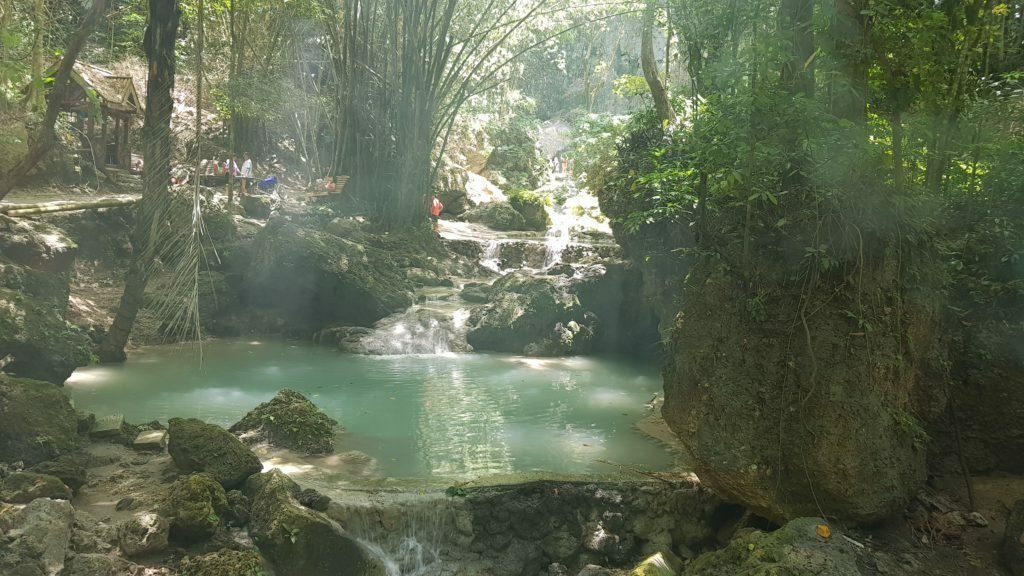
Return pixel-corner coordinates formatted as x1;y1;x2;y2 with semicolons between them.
240;152;253;194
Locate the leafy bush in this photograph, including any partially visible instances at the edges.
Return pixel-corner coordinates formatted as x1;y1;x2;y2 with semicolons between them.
483;119;546;190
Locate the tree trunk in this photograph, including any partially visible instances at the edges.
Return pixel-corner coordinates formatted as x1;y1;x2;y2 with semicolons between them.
0;0;107;202
642;0;676;125
97;0;180;362
779;0;815;98
891;111;904;192
29;0;45;111
1;197;138;216
830;0;869;124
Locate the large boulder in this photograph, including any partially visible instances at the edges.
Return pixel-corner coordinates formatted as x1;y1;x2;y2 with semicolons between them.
28;457;88;493
466;272;594;356
162;473;228;542
116;512;170;557
0;472;72;503
61;553;131;576
466;264;659;357
686;518;864;575
229;389;337;455
0;216;91;383
167;418;263;489
1004;500;1024;576
662;264;938;524
0;497;75;576
507;189;551;232
179;549;265;576
463;201;528;231
0;375;80;465
245;470;386;576
242;219;414;332
434;155;471;215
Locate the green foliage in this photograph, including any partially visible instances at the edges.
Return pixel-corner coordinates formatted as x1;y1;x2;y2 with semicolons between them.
484;118;547;191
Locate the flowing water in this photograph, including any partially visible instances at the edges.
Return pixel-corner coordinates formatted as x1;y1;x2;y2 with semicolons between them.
66;339;673;482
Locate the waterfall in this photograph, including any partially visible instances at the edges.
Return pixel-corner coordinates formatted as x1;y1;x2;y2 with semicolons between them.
543;206;572;268
480;240;502;273
343;304;472;355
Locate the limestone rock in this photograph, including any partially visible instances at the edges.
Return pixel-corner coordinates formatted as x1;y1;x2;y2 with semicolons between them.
241;193;274;219
133;430;169;452
117;512;170;557
242;219;414;332
89;414;125;439
0;216;91;383
631;550;684;576
0;497;75;576
0;472;72;503
167;418;263;489
0;375;80;465
62;553;131;576
463;201;528;231
686;517;864;576
578;566;615;576
434;155;470;215
70;510;116;555
661;265;932;524
245;469;386;576
1003;500;1024;576
28;457;87;493
179;549;265;576
163;473;228;542
229;389;337;455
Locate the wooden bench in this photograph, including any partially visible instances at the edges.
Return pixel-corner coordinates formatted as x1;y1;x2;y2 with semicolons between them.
307;175;350;198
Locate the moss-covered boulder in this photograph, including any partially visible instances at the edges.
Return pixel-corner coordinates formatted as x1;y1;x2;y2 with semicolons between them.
0;472;72;503
507;189;551;231
180;549;265;576
229;389;337;455
28;457;87;493
245;470;386;576
242;219;414;332
0;216;91;384
686;518;864;575
466;272;594;355
630;550;683;576
0;375;79;465
463;201;528;231
167;418;263;489
163;473;228;542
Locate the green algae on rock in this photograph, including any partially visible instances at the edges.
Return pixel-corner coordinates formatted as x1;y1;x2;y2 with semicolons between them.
179;548;265;576
229;389;338;455
163;473;228;542
0;375;80;466
167;418;263;489
0;471;72;503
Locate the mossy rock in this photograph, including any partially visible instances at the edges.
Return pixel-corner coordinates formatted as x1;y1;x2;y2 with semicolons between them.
686;518;863;576
0;375;79;465
507;189;551;231
242;219;414;332
28;458;87;493
167;418;263;489
463;201;528;231
163;473;228;542
244;470;386;576
0;471;72;503
630;550;684;576
179;549;265;576
229;389;337;455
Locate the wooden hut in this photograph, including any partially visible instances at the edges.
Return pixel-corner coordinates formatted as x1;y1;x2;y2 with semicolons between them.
42;62;143;170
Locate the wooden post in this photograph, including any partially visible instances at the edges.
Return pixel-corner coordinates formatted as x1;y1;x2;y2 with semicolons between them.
101;115;109;165
124;118;131;169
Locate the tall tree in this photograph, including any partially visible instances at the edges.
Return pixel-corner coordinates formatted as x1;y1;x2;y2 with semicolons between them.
0;0;108;202
641;0;676;124
97;0;181;362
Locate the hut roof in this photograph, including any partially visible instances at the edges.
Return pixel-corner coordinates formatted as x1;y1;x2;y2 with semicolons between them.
43;61;143;115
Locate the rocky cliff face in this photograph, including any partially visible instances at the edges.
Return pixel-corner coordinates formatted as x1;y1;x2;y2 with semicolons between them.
0;216;91;384
597;182;949;524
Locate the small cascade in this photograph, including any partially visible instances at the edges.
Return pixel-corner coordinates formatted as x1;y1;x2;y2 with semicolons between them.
480;240;503;272
362;537;441;576
334;495;451;576
343;304;472;355
543;205;573;268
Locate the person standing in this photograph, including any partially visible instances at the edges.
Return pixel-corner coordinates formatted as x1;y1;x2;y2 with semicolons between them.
240;152;253;195
430;194;444;232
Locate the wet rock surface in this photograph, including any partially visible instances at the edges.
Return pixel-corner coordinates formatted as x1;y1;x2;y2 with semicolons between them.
0;375;80;466
166;418;263;489
241;218;414;332
245;469;387;576
0;471;72;503
0;215;91;383
229;389;337;455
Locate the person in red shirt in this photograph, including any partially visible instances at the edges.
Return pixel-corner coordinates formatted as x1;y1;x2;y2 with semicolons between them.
430;194;444;231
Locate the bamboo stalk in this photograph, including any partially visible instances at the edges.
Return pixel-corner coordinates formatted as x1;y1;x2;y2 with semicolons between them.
1;197;138;216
